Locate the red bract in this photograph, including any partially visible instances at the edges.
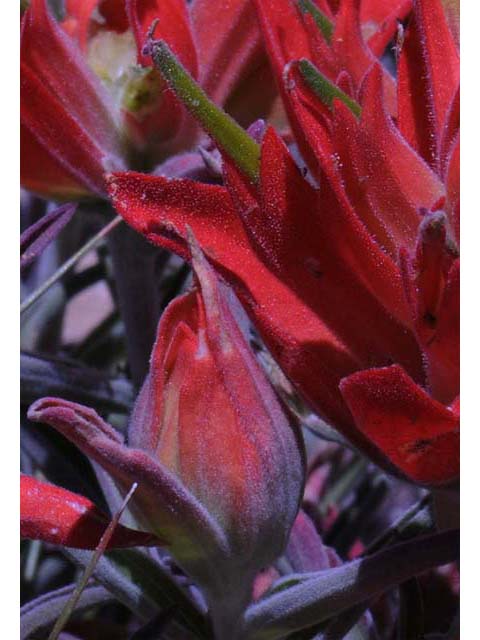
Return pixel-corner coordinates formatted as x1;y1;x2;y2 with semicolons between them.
28;240;304;631
21;0;125;198
21;475;158;549
109;0;459;486
21;0;266;199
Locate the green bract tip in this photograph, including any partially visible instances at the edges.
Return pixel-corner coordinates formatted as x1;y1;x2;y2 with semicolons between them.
298;59;362;118
297;0;334;43
150;40;260;182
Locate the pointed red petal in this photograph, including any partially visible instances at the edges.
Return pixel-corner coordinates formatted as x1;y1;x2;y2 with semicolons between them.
279;62;337;184
332;0;377;89
296;9;337;81
107;171;240;263
191;0;263;107
397;0;459;171
329;0;397;113
23;0;121;155
340;365;459;486
333;65;445;255
21;65;114;196
21;475;157;549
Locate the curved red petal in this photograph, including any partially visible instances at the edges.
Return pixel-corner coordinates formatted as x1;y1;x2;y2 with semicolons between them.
21;475;157;549
23;0;121;154
255;127;419;351
340;365;459;486
338;66;444;253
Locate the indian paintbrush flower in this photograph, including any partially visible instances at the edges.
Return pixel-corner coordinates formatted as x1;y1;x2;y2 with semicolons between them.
26;237;305;635
108;0;459;488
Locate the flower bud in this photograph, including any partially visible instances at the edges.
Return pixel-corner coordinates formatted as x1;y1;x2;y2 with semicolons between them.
129;236;305;627
29;238;304;634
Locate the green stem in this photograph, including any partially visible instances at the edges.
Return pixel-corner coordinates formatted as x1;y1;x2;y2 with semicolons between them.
149;38;260;182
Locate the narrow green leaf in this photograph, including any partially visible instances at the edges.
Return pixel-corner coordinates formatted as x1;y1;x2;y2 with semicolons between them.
297;0;334;43
297;59;362;118
149;39;260;182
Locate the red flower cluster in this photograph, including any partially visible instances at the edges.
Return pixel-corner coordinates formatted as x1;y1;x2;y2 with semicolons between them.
108;0;459;487
20;0;460;618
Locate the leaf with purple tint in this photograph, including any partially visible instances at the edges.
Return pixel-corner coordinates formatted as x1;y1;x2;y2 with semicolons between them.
46;483;147;640
242;529;459;639
20;352;134;414
64;547;210;638
21;204;77;272
20;583;113;640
